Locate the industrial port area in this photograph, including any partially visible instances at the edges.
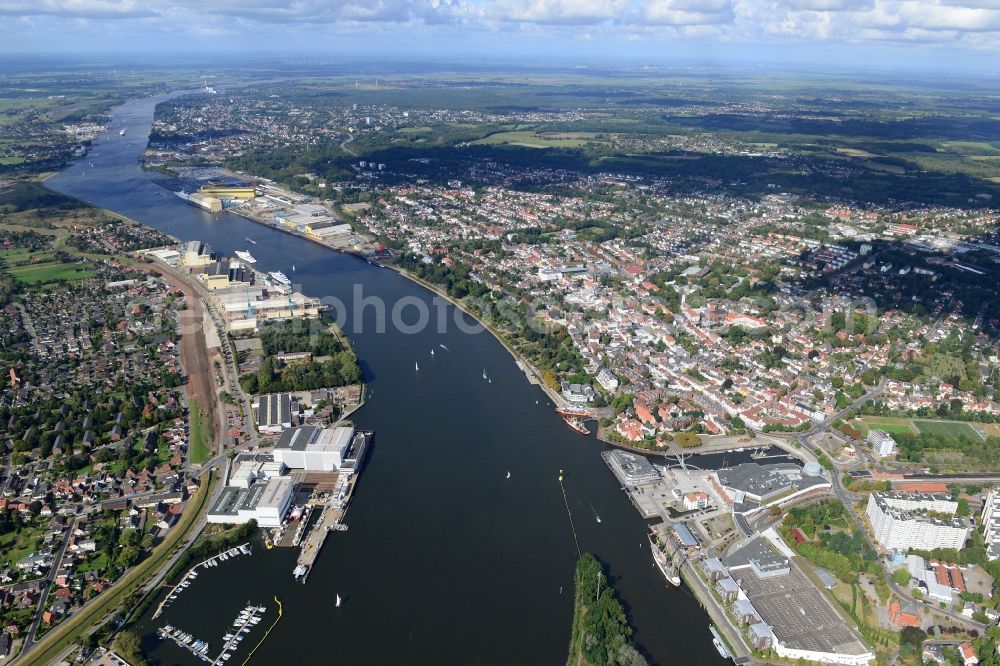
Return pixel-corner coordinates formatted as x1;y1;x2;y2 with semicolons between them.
206;426;373;583
602;443;877;666
166;168;387;260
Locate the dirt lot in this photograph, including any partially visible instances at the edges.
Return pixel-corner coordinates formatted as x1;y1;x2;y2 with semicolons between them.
137;263;219;461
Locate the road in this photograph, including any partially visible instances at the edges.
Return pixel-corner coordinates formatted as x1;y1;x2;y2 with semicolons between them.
20;518;77;653
784;378;986;632
340;134;356;157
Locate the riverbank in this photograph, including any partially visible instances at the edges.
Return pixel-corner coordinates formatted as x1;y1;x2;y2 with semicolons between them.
217;188;565;409
384;263;568;408
566;553;647;666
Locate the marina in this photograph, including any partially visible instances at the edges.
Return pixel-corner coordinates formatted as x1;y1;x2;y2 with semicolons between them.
152;544;252;619
157;602;267;665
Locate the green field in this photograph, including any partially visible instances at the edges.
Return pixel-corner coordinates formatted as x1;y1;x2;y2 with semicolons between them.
0;523;47;567
914;419;984;440
187;400;211;464
856;416;918;436
6;261;94;285
471;130;590;148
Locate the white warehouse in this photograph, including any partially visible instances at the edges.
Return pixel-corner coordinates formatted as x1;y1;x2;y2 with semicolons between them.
206;476;293;528
273;425;354;472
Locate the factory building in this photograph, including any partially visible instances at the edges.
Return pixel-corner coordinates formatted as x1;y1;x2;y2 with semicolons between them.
256;393;292;434
866;492;968;551
227;460;287;488
210;285;321;331
181;240;213;267
273;425;354;472
206;476;293;527
187;192;223;213
200;260;232;290
197;185;257;200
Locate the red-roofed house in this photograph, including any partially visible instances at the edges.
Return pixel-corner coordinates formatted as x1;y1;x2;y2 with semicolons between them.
959;641;978;666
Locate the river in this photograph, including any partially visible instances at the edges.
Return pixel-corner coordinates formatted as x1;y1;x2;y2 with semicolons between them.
46;92;731;666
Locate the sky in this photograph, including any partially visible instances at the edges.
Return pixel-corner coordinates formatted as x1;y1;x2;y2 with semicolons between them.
0;0;998;73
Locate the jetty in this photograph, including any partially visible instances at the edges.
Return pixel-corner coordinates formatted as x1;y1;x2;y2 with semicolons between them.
291;430;372;583
153;543;251;619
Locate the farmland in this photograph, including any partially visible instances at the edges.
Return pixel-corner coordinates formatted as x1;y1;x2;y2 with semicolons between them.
471;130;595;148
0;248;94;285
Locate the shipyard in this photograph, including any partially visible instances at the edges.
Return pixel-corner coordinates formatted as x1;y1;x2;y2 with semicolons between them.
165;167;389;261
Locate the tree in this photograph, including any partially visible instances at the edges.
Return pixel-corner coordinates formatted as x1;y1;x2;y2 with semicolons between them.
892;568;911;587
899;626;926;648
674;432;702;448
113;630;147;666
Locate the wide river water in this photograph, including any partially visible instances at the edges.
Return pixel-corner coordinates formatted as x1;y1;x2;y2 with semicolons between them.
46;93;732;666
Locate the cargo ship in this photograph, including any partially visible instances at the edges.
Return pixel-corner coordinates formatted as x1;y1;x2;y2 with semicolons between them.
234;250;257;264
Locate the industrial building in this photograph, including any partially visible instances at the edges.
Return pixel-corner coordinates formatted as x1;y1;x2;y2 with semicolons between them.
866;492;968;551
188;192;223;213
199;260;232;290
227;460;287;488
206;476;293;527
720;535;875;665
197;185;257;200
273;425;354;472
197;260;255;290
606;450;660;486
256;393;292;434
181;240;213;267
866;429;897;457
210;285;322;331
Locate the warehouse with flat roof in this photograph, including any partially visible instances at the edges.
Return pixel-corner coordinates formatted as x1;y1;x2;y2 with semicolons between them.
273;425;354;471
256;393;292;434
206;476;293;527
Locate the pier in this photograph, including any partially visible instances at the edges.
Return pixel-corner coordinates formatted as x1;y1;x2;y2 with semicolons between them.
152;543;251;619
286;430;371;583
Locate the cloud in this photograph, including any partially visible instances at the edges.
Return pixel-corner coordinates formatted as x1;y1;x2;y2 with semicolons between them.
0;0;157;18
779;0;873;11
3;0;1000;55
487;0;629;25
897;1;1000;30
637;0;735;25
